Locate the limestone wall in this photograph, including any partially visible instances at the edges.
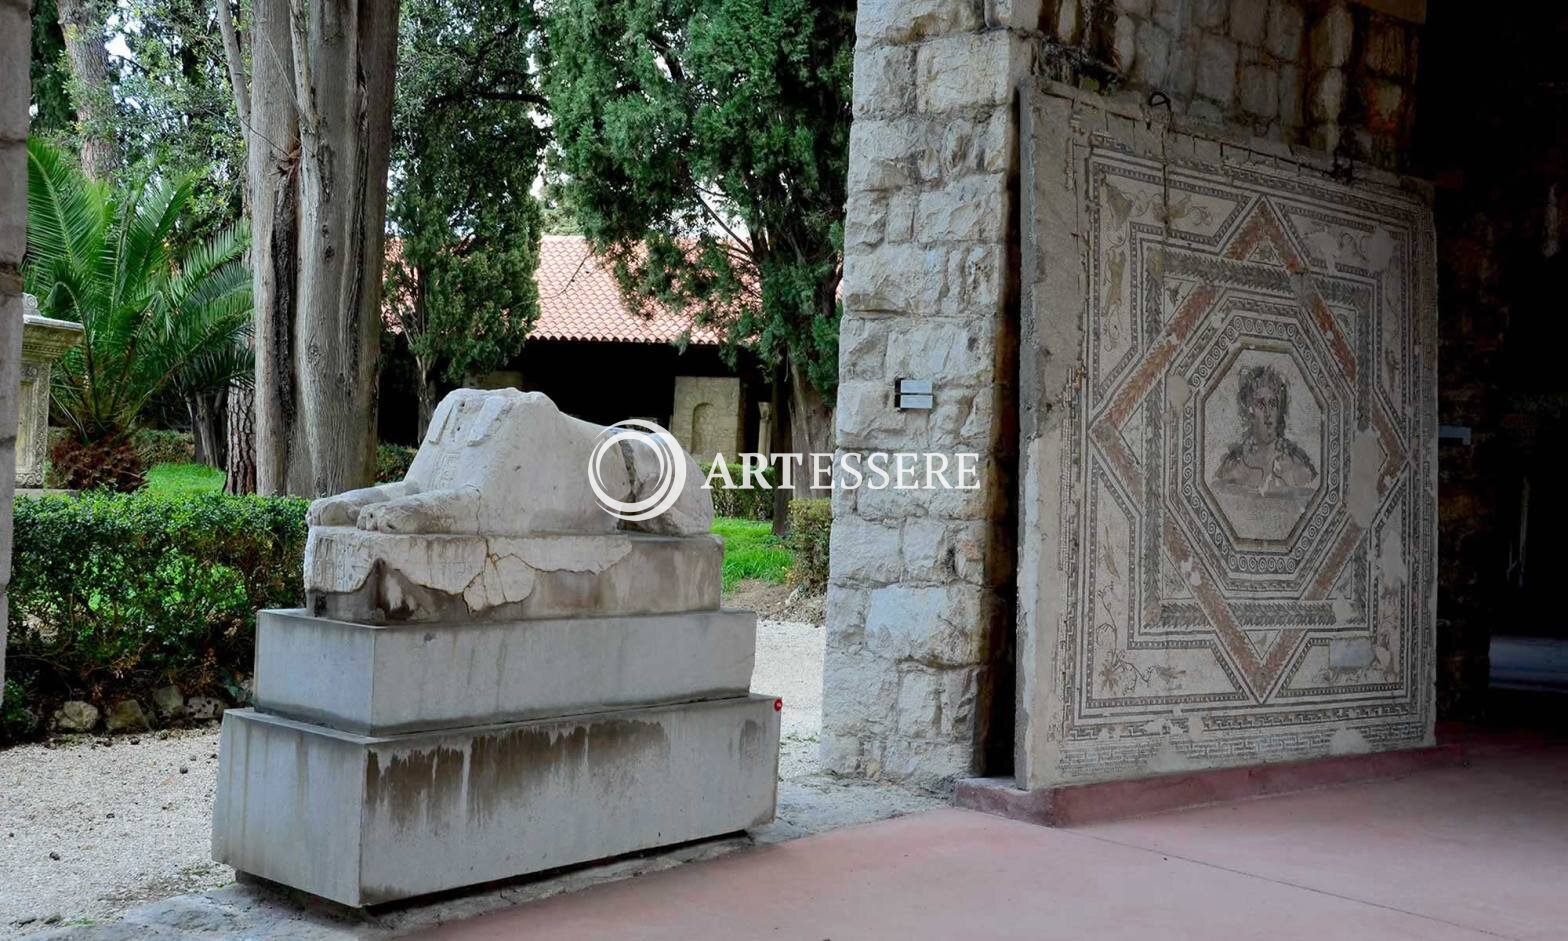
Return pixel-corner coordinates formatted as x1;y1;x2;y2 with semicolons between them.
823;0;1039;785
670;376;743;461
1015;83;1437;788
1042;0;1423;170
0;0;26;690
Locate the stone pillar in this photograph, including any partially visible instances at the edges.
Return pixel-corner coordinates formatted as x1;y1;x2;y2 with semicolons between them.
16;295;84;488
822;1;1038;786
670;375;743;462
1;0;30;693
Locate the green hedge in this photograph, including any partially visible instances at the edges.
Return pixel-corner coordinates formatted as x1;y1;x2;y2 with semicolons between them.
2;491;308;742
786;498;831;591
702;462;779;521
377;443;419;483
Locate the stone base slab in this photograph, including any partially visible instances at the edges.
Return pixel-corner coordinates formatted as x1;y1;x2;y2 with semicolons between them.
956;745;1466;827
253;607;758;734
212;696;780;907
305;530;723;623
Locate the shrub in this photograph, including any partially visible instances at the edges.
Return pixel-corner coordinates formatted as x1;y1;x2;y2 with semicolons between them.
48;436;148;492
133;429;197;466
377;443;419;483
4;490;308;743
785;498;831;592
702;462;779;521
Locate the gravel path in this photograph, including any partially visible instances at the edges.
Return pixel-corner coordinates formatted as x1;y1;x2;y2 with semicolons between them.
0;727;231;933
0;617;940;939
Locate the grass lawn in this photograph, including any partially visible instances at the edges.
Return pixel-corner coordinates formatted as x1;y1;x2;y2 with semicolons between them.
137;464;793;588
143;462;225;496
713;516;792;590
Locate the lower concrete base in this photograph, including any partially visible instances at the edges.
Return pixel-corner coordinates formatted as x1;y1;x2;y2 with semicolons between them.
956;745;1467;826
212;696;780;907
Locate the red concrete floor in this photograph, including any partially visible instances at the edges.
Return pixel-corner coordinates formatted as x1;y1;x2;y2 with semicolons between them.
413;735;1568;941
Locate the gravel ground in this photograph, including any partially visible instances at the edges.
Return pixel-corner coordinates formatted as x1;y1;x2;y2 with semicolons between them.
0;613;941;939
0;727;232;933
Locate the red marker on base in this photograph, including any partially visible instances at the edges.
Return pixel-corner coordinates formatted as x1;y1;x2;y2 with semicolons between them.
773;698;783;712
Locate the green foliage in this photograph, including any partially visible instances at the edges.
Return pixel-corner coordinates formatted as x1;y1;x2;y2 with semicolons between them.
144;462;226;496
376;443;419;483
1;678;42;743
24;138;254;453
385;0;546;385
28;0;75;140
785;497;831;591
113;0;249;239
133;429;197;466
5;490;308;742
541;0;852;396
702;461;779;521
713;516;792;590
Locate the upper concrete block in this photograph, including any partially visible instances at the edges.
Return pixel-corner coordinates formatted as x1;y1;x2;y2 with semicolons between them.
252;607;759;734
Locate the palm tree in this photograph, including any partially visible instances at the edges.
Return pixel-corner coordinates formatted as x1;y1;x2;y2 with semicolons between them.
24;138;254;490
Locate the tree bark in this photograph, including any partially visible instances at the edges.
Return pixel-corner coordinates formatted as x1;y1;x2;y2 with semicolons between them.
286;0;398;495
56;0;119;179
189;389;227;468
215;0;259;493
224;384;258;494
787;360;835;477
249;0;305;494
415;358;436;441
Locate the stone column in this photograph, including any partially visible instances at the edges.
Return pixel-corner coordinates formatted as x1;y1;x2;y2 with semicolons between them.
1;0;28;692
822;0;1039;786
15;295;84;488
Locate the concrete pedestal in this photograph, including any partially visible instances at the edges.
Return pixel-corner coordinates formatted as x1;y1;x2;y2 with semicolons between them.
253;608;758;733
213;696;780;907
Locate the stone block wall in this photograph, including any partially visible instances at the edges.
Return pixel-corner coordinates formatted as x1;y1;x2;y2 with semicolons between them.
0;0;27;691
670;375;744;461
1041;0;1423;170
823;0;1040;786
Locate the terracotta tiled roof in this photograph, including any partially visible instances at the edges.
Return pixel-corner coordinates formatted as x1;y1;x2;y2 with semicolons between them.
534;236;722;345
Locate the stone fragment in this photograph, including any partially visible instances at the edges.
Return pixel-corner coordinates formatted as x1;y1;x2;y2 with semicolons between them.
186;696;225;721
104;700;151;733
150;685;185;718
52;701;98;732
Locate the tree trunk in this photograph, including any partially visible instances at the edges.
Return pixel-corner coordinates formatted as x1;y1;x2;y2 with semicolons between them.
287;0;398;496
415;357;436;441
190;389;227;468
56;0;118;179
769;363;791;536
225;384;257;494
787;360;835;477
249;0;304;494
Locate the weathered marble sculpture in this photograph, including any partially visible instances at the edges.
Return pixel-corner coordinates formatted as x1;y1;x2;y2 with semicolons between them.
308;388;711;537
303;389;718;623
213;389;779;906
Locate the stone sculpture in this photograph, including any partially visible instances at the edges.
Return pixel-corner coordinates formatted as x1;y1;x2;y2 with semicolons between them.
213;389;779;907
303;389;718;623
